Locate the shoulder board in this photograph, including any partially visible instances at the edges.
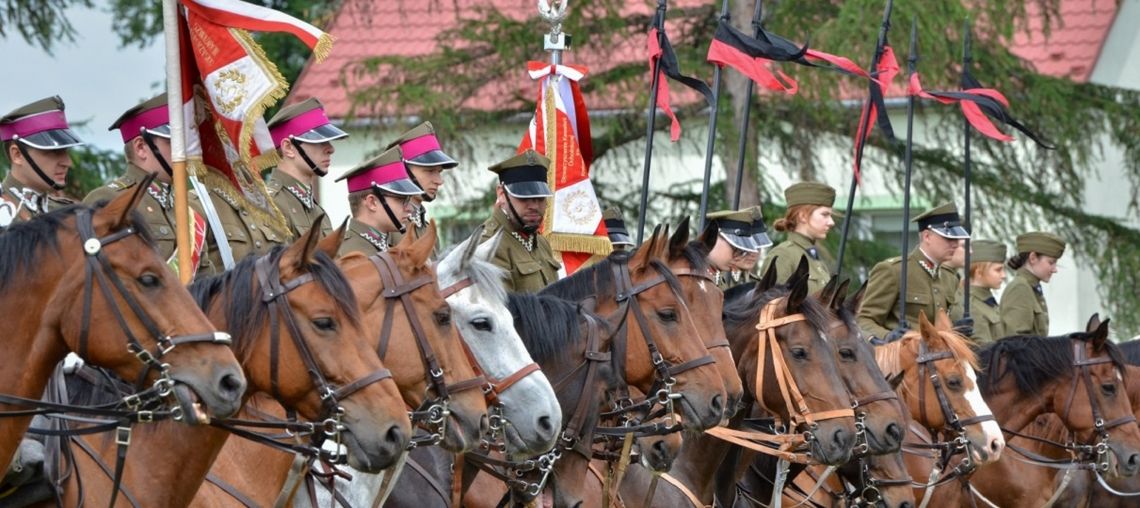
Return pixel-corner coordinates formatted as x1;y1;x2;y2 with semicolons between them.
885;256;903;264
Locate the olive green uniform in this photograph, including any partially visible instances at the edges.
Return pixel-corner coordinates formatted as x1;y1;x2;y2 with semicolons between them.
192;179;290;277
84;165;184;263
969;285;1003;345
999;267;1049;336
0;173;74;227
943;266;965;323
480;207;560;293
857;248;960;340
760;231;833;294
266;167;331;238
337;218;389;258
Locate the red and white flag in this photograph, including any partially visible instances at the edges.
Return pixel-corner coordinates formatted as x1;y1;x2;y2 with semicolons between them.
519;62;611;276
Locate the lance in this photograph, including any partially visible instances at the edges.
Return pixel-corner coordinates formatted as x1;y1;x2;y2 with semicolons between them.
163;0;192;284
698;0;732;230
730;0;765;210
961;19;973;319
898;17;918;329
835;0;893;276
636;0;668;244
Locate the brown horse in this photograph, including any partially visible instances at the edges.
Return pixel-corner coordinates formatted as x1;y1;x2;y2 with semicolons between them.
0;185;244;474
196;222;489;506
41;222;410;507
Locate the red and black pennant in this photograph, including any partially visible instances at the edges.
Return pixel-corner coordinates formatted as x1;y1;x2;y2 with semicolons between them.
648;27;715;141
909;71;1053;148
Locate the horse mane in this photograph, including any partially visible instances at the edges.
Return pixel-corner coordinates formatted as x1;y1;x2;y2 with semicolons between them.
507;293;585;365
436;242;508;305
542;250;685;303
0;203;154;291
1117;338;1140;365
874;328;979;379
679;240;711;273
722;285;832;342
189;247;360;360
975;332;1126;397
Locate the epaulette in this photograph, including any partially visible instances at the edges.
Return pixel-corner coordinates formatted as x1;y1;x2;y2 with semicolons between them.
884;256;903;264
106;175;136;191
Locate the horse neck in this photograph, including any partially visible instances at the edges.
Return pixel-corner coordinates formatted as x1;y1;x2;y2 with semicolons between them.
982;354;1051;432
670;431;738;503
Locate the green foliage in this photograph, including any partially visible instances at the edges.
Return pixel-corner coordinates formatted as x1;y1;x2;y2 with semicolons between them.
0;0;92;53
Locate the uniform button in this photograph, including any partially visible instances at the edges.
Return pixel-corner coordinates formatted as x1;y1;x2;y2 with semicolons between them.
241;210;249;216
255;241;262;248
159;226;170;235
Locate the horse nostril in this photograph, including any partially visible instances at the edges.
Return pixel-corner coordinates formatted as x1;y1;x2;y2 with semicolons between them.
652;440;669;457
885;422;903;444
218;372;245;399
710;394;724;413
537;415;554;435
385;423;407;449
1128;453;1140;470
833;428;852;449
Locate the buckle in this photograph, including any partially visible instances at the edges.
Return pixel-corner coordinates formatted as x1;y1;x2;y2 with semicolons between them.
116;426;132;446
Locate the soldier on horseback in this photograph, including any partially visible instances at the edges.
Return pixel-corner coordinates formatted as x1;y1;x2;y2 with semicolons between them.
0;96;84;229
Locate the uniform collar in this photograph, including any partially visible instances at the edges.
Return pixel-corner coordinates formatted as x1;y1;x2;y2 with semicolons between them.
410;203;427;228
2;173;46;214
349;218;388;252
493;207;535;251
969;285;998;306
788;231;823;260
129;164;171;210
911;248;940;278
273;168;315;210
1016;266;1044;294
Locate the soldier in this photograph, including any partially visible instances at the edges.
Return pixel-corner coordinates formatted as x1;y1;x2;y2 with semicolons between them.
480;149;561;293
705;206;771;289
603;206;635;252
857;202;968;343
265;98;349;237
1000;231;1065;336
334;146;423;257
0;96;83;228
760;182;836;294
385;122;457;248
192;170;292;277
966;240;1007;344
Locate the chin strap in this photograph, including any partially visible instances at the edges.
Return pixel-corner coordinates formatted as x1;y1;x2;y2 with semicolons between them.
504;194;539;235
406;168;434;203
14;138;66;191
290;136;327;177
140;131;174;179
374;189;407;234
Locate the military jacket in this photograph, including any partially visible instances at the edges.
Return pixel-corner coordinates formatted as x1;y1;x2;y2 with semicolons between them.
266;167;331;238
857;248;960;340
386;203;432;252
480;208;560;293
969;285;1003;345
943;266;965;323
338;218;389;258
715;270;759;292
84;165;182;260
192;180;290;278
1000;267;1049;336
759;231;833;294
0;173;75;228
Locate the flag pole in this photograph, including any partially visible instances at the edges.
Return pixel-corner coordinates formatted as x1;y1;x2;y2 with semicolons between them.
834;0;893;276
636;0;668;245
697;0;732;230
961;18;973;319
730;0;764;210
164;0;191;284
898;17;918;329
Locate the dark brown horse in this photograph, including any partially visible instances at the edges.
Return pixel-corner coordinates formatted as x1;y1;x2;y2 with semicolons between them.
0;185;244;475
42;222;410;507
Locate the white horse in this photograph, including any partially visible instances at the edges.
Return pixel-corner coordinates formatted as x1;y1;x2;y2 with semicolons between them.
298;227;562;507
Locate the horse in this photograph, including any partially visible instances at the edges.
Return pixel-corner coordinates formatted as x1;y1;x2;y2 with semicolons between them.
541;225;727;432
0;183;244;484
1081;330;1140;506
908;312;1140;507
319;228;561;508
37;221;410;507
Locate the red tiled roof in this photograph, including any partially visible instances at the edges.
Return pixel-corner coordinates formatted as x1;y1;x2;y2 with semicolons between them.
291;0;1119;117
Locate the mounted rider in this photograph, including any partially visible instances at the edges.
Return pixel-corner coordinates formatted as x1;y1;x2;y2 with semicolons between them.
0;96;84;229
480;149;561;293
265;97;349;238
335;146;423;257
384;121;458;253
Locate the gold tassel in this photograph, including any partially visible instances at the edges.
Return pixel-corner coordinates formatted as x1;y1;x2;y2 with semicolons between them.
547;233;613;257
313;33;335;63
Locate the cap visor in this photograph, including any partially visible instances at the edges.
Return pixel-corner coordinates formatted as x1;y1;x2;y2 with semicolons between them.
20;129;84;150
295;124;349;143
932;226;970;239
609;232;634;246
148;124;172;139
407;149;458;169
752;232;773;248
504;181;553;198
374;178;424;196
722;233;760;253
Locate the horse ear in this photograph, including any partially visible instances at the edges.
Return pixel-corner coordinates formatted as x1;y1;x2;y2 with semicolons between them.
787;256;810;288
396;221;417;247
630;226;660;268
757;258;780;292
407;220;437;266
316;216;346;259
832;278;852;311
934;309;953;331
99;171;155;230
653;224;670;259
668;217;691;260
698;220;719;252
1086;313;1102;334
1091;318;1111;351
846;281;868;314
785;271;809;314
816;276;839;307
918;311;936;339
887;371;905;391
283;215;324;268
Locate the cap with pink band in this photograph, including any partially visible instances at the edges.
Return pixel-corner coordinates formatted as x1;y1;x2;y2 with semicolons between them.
347;160;411;193
116;106;170;143
270;108;332;146
399;133;443;160
0;110;69;141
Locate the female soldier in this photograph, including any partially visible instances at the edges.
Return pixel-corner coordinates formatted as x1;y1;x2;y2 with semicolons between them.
966;240;1007;344
999;232;1065;336
759;182;836;294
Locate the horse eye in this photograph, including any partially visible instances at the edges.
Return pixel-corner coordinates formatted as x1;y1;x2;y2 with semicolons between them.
946;377;963;391
791;347;808;360
312;317;336;332
137;273;162;289
433;309;451;327
471;317;493;332
1102;383;1117;396
656;309;677;322
838;348;856;361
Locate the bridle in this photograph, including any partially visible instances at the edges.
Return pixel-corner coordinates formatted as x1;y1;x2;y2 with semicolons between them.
369;252;487;447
